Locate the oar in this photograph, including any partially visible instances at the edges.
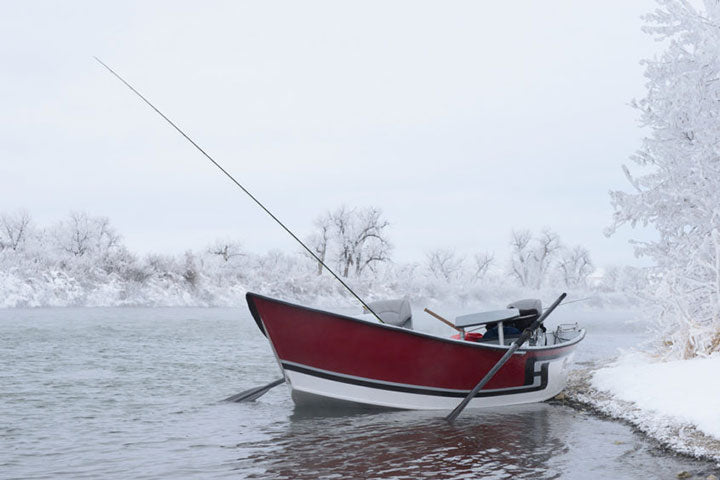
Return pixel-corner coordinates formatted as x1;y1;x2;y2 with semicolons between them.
223;378;285;402
424;308;463;332
445;292;567;423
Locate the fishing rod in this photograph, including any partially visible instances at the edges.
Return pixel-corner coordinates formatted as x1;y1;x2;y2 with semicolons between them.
94;57;384;323
558;296;592;306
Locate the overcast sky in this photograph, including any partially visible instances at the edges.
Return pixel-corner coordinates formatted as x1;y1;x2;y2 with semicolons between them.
1;1;662;267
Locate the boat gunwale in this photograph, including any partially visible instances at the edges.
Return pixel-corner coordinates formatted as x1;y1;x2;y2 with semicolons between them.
246;292;586;353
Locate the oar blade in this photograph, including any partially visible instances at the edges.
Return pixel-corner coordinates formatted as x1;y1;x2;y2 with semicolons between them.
224;378;284;402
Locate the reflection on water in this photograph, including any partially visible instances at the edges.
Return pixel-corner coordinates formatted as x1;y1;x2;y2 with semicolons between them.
236;402;720;480
1;307;717;480
240;405;565;479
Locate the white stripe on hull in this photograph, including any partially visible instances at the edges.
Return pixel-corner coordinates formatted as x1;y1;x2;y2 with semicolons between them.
283;353;574;410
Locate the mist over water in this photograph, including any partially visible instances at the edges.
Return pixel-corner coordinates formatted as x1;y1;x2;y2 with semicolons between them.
1;307;715;479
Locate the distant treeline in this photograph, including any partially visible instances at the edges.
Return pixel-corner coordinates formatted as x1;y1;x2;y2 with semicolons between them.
0;209;644;308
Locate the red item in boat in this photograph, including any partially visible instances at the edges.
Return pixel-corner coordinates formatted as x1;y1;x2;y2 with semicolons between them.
451;332;484;342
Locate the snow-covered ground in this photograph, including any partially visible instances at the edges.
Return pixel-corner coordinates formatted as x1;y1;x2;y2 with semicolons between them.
568;351;720;462
593;353;720;440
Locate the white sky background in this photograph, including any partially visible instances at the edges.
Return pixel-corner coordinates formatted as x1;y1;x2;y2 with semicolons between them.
1;1;661;267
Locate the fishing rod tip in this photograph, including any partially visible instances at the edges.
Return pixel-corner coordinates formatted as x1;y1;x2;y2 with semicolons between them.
93;56;108;68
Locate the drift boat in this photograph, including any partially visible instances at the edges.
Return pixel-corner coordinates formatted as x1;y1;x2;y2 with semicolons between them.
247;292;585;410
97;62;584;416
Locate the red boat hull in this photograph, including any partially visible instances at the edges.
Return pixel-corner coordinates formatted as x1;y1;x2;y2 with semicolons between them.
247;293;584;410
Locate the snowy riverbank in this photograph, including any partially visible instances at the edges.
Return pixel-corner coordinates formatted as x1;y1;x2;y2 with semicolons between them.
0;262;639;311
567;353;720;463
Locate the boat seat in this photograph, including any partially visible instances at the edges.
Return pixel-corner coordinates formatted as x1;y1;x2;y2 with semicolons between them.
506;298;544;332
455;309;521;329
454;300;541;346
364;298;413;329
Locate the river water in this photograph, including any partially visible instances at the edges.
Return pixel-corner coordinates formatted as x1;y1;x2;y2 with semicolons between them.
1;306;718;479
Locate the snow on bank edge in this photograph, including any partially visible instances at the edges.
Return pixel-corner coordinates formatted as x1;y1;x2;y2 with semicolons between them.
564;358;720;463
594;354;720;439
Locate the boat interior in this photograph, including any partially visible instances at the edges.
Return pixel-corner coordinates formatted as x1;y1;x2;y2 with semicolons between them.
365;297;583;347
469;322;584;347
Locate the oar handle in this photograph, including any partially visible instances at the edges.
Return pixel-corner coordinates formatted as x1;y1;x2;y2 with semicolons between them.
424;308;463;332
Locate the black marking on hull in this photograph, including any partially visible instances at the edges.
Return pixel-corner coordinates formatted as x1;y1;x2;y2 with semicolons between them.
282;360;551;399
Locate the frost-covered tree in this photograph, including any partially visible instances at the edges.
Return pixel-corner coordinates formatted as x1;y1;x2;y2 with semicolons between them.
598;265;649;295
53;212;120;258
307;212;332;276
557;246;594;288
309;206;392;278
509;230;533;287
0;210;32;251
207;239;244;263
509;229;561;288
532;230;561;288
426;248;464;282
607;0;720;357
333;206;392;277
182;251;201;288
472;251;494;282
